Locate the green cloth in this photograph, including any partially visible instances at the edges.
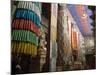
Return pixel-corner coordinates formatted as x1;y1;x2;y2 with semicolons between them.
12;29;38;46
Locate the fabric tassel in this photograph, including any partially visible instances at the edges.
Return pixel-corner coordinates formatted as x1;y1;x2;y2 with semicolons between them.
15;9;41;27
12;41;37;56
12;29;38;46
17;1;41;20
12;19;40;36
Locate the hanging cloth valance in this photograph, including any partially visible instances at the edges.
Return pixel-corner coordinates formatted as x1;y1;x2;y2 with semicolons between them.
12;19;40;36
12;29;38;46
17;1;41;20
14;9;41;27
12;41;37;57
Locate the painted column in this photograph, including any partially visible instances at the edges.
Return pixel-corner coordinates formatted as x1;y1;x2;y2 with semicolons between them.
56;4;72;71
50;3;58;72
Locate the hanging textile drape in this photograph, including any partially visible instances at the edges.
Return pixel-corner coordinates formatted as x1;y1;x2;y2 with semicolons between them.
17;1;41;20
12;30;38;46
12;41;37;56
14;9;41;27
12;19;40;36
12;1;41;56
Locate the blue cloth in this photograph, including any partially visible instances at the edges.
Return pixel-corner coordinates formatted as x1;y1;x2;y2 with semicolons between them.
14;8;41;27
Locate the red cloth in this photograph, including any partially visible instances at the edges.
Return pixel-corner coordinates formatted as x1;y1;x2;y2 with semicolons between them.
12;19;40;36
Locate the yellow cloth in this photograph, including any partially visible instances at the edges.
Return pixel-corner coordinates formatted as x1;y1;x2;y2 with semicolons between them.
11;41;37;57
